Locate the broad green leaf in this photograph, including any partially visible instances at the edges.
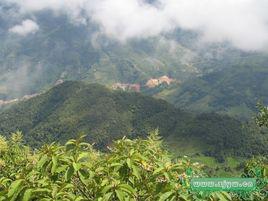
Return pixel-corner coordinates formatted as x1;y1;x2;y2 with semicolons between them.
78;170;88;186
51;155;58;174
115;190;125;201
37;155;48;170
75;197;86;201
8;179;24;198
77;152;89;162
73;162;82;171
211;192;231;201
110;163;122;167
118;184;136;196
102;192;113;201
101;185;113;194
126;158;132;169
132;165;140;179
159;191;173;201
154;167;164;175
22;189;33;201
219;192;232;201
65;166;74;181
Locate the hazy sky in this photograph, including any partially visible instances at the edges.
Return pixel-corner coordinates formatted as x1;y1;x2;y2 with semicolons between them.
4;0;268;51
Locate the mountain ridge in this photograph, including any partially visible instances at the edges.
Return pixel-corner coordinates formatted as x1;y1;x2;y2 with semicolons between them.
0;81;266;161
162;63;268;119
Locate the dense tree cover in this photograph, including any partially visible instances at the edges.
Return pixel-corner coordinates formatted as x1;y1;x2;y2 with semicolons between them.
0;81;267;160
256;103;268;128
164;64;268;120
0;131;267;201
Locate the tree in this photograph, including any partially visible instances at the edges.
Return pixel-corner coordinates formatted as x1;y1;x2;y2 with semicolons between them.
256;103;268;127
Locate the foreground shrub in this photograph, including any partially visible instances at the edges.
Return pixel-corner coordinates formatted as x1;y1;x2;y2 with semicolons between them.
0;131;267;201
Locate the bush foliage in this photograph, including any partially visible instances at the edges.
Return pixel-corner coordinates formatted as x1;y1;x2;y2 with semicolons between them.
256;103;268;128
0;131;267;201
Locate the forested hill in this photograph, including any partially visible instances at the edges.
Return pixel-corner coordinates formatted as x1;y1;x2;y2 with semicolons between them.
164;63;268;119
0;81;267;159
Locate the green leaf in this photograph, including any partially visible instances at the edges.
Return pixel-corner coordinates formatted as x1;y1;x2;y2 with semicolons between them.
153;167;164;175
219;192;232;201
178;194;190;201
65;140;76;151
75;197;86;201
65;166;74;181
101;185;113;194
211;192;231;201
115;190;125;201
126;158;132;169
8;179;24;198
22;189;33;201
101;179;109;187
73;162;82;171
110;163;122;167
118;184;136;196
77;152;89;162
164;172;170;181
78;170;88;186
32;188;51;194
129;149;135;156
0;197;7;201
159;191;173;201
37;155;48;170
102;192;113;201
51;155;58;174
132;165;140;179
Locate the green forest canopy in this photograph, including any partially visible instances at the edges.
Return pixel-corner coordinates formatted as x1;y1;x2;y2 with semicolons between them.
0;81;267;160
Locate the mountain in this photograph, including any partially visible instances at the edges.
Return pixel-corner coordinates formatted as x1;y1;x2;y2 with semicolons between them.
1;2;268;123
0;81;266;161
0;7;202;100
1;4;263;103
162;59;268;119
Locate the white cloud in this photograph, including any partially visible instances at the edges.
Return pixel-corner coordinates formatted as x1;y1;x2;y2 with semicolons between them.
9;19;39;36
5;0;268;51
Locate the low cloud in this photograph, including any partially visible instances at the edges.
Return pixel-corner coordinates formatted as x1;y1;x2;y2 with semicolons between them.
9;19;39;36
1;62;43;98
4;0;268;51
88;0;268;51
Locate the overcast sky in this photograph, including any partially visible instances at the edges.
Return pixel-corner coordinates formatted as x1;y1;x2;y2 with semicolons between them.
4;0;268;51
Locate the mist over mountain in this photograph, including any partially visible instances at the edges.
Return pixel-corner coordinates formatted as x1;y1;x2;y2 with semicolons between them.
0;4;193;99
0;1;267;102
4;0;268;50
1;0;268;117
